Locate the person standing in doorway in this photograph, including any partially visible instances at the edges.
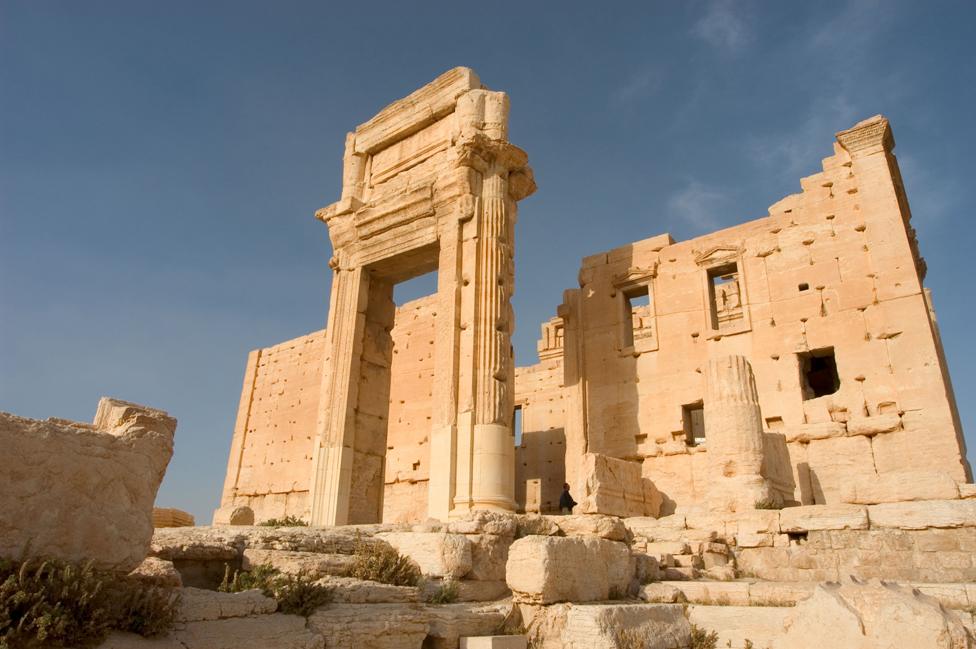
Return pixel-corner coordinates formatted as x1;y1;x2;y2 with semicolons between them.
559;483;577;514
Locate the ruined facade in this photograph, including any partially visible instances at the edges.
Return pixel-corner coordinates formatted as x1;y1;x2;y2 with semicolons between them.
216;69;971;526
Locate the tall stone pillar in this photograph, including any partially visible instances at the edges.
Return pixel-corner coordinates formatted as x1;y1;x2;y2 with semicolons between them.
451;90;530;514
704;355;773;512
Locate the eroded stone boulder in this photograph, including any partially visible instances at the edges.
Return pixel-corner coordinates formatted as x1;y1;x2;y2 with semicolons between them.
0;398;175;572
772;580;974;649
377;531;473;579
506;536;634;604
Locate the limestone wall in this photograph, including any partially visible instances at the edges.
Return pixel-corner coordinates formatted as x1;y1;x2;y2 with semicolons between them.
519;115;971;513
218;330;327;522
218;296;438;524
383;294;438;523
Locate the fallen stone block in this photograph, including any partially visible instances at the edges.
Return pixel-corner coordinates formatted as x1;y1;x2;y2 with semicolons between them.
307;603;428;649
323;575;421;603
842;471;960;504
779;504;869;532
177;586;277;622
577;453;660;518
378;532;473;579
867;499;976;530
549;514;628;541
128;557;183;588
688;604;791;649
242;548;354;578
771;580;972;649
506;536;634;604
175;613;323;649
0;398;175;572
527;602;690;649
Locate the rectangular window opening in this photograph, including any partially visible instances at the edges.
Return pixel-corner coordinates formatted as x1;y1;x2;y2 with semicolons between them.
622;284;651;348
707;263;743;331
799;347;840;400
513;405;523;446
682;401;705;446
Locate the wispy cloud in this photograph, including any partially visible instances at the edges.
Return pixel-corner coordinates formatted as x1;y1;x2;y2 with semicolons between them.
612;65;665;106
748;95;859;179
667;180;732;232
692;0;752;53
896;154;959;231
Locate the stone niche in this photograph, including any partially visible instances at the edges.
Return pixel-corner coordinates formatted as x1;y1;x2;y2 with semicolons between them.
0;397;176;572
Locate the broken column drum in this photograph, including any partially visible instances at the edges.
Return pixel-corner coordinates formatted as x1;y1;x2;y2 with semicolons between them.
704;355;773;511
307;68;536;525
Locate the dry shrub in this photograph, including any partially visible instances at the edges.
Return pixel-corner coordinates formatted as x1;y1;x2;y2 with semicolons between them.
219;563;331;617
0;556;180;649
348;536;421;587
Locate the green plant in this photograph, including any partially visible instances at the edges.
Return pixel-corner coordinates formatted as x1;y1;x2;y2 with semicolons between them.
258;516;308;527
0;556;180;649
426;580;459;604
348;535;421;587
753;498;782;510
220;563;331;617
690;624;719;649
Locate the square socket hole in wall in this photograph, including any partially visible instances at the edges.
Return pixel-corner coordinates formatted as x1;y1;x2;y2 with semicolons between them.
798;347;840;399
798;282;809;292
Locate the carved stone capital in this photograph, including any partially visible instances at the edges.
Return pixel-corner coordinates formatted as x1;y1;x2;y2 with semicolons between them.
456;135;536;200
836;115;893;158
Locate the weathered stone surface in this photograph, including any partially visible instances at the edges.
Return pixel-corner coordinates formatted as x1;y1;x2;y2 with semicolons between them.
549;514;628;541
322;575;420;603
779;504;869;532
425;602;513;647
526;602;690;649
460;637;527;649
772;580;973;649
129;557;183;588
377;532;473;579
514;515;561;537
466;533;512;581
307;603;427;649
242;548;354;578
151;525;393;562
99;632;185;648
704;356;774;513
0;398;175;572
454;579;510;602
505;536;633;604
178;587;277;622
688;605;791;649
868;500;976;530
639;583;686;604
576;453;660;517
448;511;518;537
175;614;323;649
843;471;961;504
153;507;196;528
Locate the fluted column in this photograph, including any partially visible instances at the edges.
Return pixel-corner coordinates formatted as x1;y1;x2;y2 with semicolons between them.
469;167;516;511
704;355;773;512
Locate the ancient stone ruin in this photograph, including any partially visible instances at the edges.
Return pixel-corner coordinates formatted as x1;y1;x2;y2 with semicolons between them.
217;67;971;527
2;67;975;648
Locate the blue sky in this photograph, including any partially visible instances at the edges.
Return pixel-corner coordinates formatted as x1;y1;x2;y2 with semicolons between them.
2;1;974;524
